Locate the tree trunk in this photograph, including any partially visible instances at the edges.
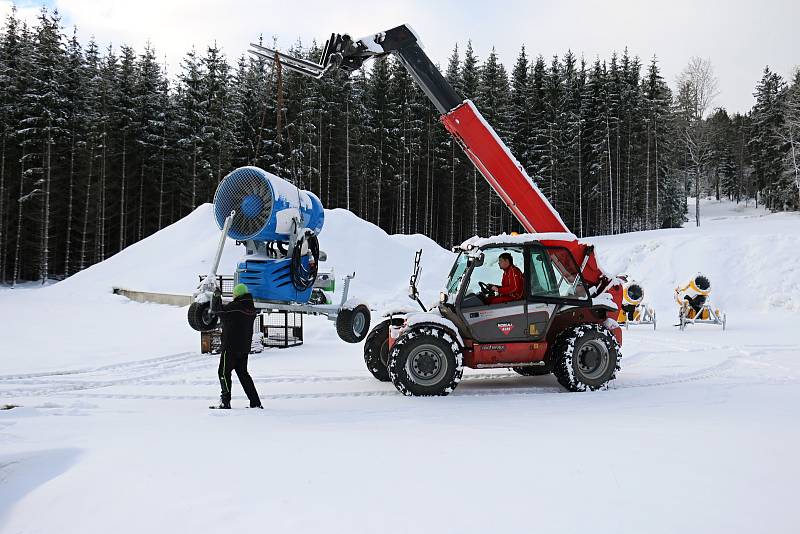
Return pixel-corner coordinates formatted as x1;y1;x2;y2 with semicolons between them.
191;138;197;210
0;131;6;283
695;166;700;227
645;121;651;228
120;129;127;251
377;136;382;227
158;143;166;230
654;119;660;226
80;141;95;270
606;115;614;234
345;99;350;211
137;157;145;242
100;130;107;261
577;121;583;237
472;168;477;236
65;132;76;276
12;151;25;287
41;129;52;284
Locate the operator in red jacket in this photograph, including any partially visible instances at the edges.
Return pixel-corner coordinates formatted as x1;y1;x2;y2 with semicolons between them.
487;252;525;304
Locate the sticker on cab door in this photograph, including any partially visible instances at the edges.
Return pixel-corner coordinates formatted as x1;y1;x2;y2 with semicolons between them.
497;322;514;335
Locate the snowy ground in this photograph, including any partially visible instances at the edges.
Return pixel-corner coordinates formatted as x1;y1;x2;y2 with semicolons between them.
1;199;799;533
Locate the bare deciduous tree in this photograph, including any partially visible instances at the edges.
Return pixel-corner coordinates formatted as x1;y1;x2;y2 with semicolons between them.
677;57;719;225
677;57;720;121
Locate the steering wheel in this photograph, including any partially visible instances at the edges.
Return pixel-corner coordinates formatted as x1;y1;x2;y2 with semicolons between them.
478;281;494;303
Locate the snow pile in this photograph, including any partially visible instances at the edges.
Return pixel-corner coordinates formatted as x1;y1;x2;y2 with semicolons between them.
0;205;454;373
50;204;454;311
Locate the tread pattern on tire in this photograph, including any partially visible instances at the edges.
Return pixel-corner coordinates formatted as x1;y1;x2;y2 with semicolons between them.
187;302;219;332
363;318;404;382
551;323;621;392
388;323;463;396
336;304;371;343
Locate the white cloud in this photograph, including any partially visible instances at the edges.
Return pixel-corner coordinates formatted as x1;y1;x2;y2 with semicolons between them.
0;0;45;27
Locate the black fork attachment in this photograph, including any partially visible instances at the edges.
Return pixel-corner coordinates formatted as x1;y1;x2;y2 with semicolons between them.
248;24;461;114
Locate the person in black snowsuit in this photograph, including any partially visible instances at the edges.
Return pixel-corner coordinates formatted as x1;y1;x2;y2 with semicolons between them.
211;283;262;409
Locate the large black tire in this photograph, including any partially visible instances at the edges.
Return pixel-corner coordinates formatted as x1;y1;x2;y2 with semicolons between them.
552;323;621;392
388;325;463;396
512;365;551;377
363;318;404;382
336;304;371;343
187;301;219;332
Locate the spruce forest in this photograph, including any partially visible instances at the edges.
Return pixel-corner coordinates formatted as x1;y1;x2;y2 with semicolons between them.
1;8;799;284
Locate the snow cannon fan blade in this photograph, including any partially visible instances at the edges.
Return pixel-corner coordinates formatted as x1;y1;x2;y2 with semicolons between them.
626;282;644;304
213;166;325;242
691;274;711;296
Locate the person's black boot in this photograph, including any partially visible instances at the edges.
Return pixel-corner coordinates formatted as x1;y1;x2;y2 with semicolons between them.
210;397;231;409
248;403;263;409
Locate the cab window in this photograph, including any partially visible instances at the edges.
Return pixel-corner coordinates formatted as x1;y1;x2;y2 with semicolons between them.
528;246;589;300
464;247;524;296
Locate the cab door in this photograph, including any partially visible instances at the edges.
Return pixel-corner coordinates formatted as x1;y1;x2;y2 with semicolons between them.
525;246;559;340
458;246;528;343
525;245;592;341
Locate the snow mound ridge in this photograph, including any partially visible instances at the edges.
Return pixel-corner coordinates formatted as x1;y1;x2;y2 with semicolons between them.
49;204;455;312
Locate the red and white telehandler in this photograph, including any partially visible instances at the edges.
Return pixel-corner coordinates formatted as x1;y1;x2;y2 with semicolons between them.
250;24;624;395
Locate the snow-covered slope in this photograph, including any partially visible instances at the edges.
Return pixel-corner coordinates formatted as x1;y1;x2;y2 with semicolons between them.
590;199;800;314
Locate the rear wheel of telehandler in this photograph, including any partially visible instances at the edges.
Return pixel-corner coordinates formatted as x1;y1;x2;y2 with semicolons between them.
552;324;620;392
336;304;371;343
364;318;404;382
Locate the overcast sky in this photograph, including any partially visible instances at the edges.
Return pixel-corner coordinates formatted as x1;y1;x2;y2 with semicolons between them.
2;0;797;113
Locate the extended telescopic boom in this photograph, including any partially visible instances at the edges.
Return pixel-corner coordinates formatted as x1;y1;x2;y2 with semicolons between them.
249;25;617;295
249;25;567;235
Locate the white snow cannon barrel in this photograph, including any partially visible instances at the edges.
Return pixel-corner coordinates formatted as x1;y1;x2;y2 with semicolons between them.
213;166;324;242
213;166;325;303
675;274;711;311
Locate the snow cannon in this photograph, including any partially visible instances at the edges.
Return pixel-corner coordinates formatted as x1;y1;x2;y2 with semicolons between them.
675;274;725;330
188;166;371;345
617;280;656;329
214;166;324;303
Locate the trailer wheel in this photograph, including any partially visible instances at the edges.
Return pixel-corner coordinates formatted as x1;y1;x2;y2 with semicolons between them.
512;366;551;377
388;326;462;396
552;323;620;392
363;319;403;381
187;302;219;332
336;304;371;343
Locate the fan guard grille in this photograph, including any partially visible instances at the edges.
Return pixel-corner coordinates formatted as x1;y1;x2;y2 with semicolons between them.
214;167;274;240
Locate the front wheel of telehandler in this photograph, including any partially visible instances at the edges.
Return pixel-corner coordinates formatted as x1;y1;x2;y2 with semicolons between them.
388;328;462;396
552;324;620;392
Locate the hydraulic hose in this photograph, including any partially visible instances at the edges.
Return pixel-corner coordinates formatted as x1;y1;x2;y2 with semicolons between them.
290;233;320;290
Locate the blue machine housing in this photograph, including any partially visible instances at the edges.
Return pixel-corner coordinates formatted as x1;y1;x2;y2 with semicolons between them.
213;166;325;304
236;257;314;303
